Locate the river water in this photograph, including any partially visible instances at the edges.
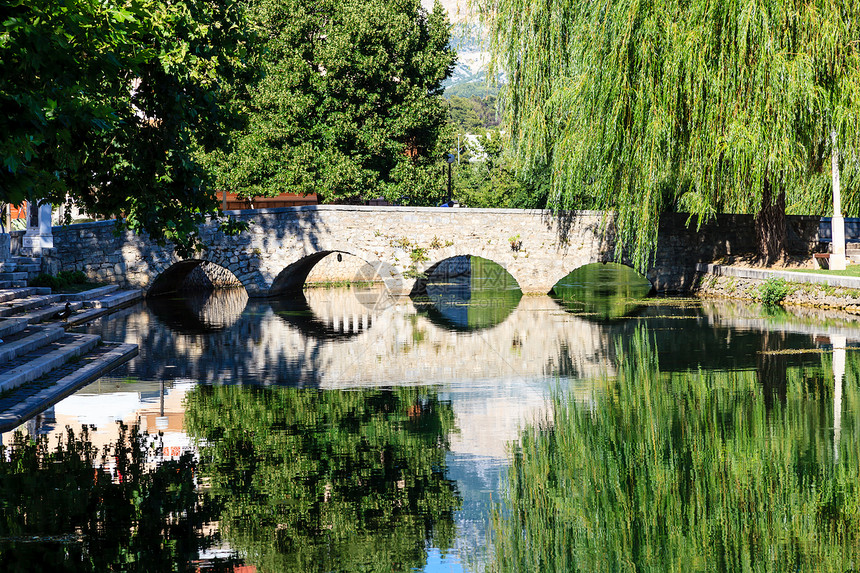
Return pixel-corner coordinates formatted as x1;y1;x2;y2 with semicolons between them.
2;262;860;571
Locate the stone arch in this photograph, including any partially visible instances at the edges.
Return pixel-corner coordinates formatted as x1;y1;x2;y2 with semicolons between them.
410;254;522;297
147;259;245;297
268;250;402;297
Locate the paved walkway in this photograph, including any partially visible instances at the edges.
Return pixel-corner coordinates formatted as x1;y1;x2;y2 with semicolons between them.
696;263;860;289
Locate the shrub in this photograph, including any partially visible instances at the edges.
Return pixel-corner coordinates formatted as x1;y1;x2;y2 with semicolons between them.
30;270;88;290
757;277;793;306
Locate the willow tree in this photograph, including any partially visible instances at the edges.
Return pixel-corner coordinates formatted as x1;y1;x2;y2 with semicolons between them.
481;1;860;267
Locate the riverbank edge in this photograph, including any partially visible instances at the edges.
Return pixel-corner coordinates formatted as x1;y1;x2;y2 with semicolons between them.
692;264;860;313
0;342;139;433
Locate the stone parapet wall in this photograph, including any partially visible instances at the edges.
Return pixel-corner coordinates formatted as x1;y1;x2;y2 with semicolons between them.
29;207;823;296
649;213;819;291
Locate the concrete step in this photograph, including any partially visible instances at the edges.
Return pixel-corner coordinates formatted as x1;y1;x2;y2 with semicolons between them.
0;294;62;317
18;301;85;325
0;272;29;282
62;285;120;302
87;289;142;309
0;288;39;304
0;333;101;394
11;279;28;288
0;342;138;433
0;287;53;304
0;325;66;364
65;290;142;328
11;257;41;265
0;317;31;340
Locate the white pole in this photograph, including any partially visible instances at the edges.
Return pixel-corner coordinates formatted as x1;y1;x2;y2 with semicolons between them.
831;130;847;270
832;334;846;462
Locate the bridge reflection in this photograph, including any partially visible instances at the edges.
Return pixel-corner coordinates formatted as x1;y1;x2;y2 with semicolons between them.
83;288;615;388
74;287;860;466
147;288;249;333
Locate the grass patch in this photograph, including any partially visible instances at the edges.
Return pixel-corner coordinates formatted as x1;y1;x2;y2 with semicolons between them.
792;265;860;277
29;270;104;293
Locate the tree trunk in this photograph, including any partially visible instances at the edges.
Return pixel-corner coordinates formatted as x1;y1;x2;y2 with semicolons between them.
754;178;786;265
756;331;788;412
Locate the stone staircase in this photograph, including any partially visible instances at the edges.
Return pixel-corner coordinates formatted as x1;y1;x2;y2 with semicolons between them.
0;262;141;432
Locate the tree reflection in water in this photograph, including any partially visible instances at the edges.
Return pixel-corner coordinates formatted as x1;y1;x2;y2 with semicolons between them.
0;424;228;572
185;386;462;572
492;330;860;572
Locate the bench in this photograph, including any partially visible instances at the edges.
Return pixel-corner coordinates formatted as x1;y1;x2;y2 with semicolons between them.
816;217;860;268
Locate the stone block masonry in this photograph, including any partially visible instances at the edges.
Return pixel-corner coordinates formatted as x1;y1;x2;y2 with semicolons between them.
21;207;820;297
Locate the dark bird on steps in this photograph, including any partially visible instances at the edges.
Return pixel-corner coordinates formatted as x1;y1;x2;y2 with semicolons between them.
53;302;73;321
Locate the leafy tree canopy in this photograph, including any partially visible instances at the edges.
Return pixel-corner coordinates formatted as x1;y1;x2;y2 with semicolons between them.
452;129;549;208
0;0;250;256
447;95;500;132
208;0;456;205
481;0;860;268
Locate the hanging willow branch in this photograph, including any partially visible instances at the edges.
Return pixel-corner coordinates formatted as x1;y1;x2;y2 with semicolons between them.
479;0;860;270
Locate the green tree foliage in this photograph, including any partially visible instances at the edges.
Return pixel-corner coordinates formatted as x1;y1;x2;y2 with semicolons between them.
482;1;860;268
490;331;860;572
184;385;461;572
0;0;249;257
447;95;500;132
453;130;549;208
0;425;221;571
443;80;499;101
209;0;456;205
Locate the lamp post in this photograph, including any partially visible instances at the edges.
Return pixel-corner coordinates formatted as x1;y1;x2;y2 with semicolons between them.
445;152;455;206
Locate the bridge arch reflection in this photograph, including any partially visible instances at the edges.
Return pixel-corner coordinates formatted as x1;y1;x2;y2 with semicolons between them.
147;288;249;333
550;262;653;321
270;287;381;340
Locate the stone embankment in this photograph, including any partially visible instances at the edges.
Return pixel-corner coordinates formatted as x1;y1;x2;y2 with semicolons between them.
0;255;141;433
693;264;860;313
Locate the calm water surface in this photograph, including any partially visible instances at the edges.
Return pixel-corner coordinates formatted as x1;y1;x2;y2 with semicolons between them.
2;262;860;571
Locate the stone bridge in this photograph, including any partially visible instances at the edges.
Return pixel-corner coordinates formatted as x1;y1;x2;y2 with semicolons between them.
33;206;819;297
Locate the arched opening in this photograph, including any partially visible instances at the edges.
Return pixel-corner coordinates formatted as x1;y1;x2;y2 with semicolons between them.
268;251;386;297
148;260;243;297
411;255;522;331
550;262;653;321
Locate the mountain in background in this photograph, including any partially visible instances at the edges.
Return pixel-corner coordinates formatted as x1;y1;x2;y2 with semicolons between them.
444;23;502;94
423;0;503;94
